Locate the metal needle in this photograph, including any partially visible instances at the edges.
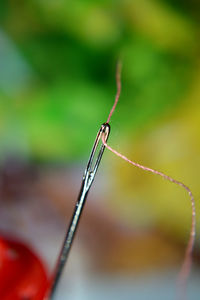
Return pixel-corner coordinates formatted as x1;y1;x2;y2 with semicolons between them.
47;122;110;299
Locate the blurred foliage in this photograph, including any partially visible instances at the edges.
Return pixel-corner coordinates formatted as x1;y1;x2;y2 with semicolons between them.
0;0;199;163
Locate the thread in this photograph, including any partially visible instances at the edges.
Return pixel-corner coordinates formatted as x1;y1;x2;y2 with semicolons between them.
102;135;195;293
106;61;122;123
103;62;196;297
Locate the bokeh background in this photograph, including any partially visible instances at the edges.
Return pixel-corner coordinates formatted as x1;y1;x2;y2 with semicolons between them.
0;0;200;299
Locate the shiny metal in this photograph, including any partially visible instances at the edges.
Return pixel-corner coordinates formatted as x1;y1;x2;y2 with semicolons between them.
47;123;110;299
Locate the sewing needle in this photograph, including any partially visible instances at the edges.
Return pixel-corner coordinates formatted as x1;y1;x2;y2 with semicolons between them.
47;122;110;299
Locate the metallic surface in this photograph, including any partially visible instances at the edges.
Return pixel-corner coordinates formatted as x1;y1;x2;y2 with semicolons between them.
47;123;110;299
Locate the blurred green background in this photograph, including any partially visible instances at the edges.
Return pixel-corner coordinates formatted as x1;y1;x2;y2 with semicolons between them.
0;1;200;299
0;0;199;162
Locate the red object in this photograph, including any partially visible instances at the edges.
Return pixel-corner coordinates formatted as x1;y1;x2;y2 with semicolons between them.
0;237;48;300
